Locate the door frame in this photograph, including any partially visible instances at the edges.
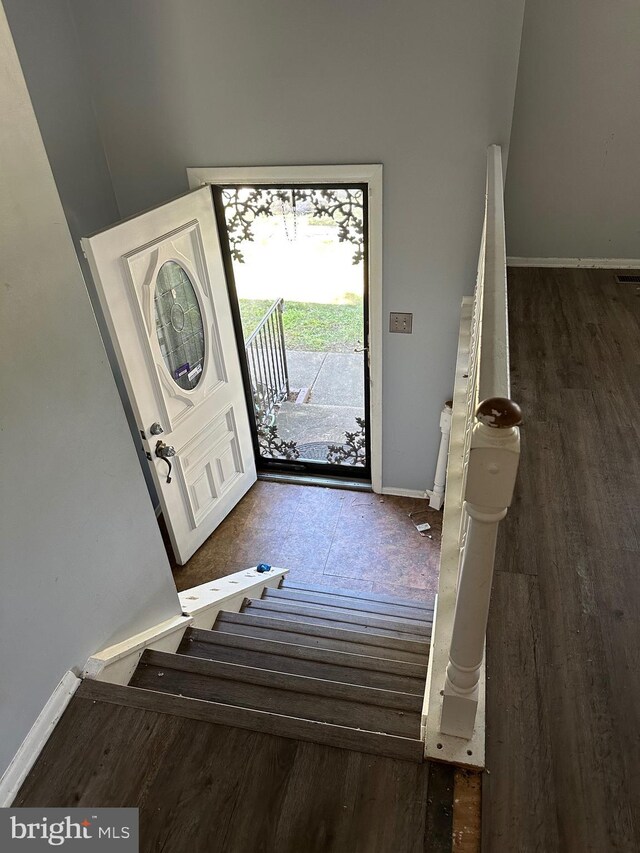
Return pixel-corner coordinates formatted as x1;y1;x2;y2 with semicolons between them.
187;165;383;493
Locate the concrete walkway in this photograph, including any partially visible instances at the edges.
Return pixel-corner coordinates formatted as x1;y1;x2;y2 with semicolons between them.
278;350;365;449
286;350;364;407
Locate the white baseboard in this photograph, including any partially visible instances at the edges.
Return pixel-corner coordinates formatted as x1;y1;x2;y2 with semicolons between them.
507;256;640;269
0;671;80;807
381;486;432;500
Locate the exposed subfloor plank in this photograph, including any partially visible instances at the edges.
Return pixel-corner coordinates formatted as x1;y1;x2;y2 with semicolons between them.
15;692;453;853
484;268;640;852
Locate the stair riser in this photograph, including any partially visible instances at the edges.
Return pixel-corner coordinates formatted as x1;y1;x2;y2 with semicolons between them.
130;665;421;738
180;639;425;695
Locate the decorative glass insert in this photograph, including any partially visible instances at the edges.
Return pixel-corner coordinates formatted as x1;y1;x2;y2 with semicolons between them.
222;188;364;265
154;261;205;391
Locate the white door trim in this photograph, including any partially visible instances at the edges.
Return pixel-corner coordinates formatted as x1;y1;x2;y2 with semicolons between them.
187;165;383;494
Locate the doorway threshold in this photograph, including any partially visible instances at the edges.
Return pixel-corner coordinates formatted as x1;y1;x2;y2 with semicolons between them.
258;471;372;492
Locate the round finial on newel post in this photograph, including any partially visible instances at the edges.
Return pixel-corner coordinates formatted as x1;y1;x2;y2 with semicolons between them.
476;397;522;428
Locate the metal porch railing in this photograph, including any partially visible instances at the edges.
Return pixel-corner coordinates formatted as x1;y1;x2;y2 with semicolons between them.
245;298;290;427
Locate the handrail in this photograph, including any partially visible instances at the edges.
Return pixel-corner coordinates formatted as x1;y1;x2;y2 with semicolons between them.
423;145;521;767
477;144;510;403
245;297;284;348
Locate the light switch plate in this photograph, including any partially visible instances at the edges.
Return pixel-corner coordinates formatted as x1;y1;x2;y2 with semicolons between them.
389;312;413;333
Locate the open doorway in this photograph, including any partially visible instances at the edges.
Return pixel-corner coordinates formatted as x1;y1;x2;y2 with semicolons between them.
188;165;383;493
214;184;370;481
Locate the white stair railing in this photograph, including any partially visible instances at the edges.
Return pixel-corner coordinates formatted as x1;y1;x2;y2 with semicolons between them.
423;144;521;765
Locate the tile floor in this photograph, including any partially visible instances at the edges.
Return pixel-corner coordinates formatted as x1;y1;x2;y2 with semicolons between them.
171;481;442;605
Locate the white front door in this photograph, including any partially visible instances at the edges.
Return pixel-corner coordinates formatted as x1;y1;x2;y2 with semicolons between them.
82;188;256;565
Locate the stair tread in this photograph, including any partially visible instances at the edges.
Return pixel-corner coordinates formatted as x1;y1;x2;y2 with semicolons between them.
265;586;433;623
130;650;421;738
281;579;431;612
244;598;431;642
213;611;429;664
179;627;426;694
78;679;424;763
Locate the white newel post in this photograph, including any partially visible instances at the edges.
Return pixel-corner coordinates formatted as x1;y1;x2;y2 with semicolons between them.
440;397;521;739
430;401;453;511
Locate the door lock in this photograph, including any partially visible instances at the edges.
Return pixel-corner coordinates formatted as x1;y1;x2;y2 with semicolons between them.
155;440;176;483
150;422;164;435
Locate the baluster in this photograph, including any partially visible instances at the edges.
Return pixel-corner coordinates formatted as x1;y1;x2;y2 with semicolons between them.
256;335;268;418
278;300;290;395
261;326;274;407
429;401;453;510
269;311;283;396
264;314;277;399
248;344;260;418
272;310;284;400
440;397;521;739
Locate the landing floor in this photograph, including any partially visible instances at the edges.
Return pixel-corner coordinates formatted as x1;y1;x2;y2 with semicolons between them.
484;268;640;851
16;692;455;853
172;483;442;604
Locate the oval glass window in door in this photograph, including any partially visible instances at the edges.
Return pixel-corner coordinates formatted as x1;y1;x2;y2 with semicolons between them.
154;261;205;391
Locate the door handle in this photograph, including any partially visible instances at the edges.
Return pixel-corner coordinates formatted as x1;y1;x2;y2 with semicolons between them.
155;440;176;483
354;345;369;353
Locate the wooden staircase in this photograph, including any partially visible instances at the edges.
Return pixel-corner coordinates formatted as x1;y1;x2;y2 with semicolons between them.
83;578;433;764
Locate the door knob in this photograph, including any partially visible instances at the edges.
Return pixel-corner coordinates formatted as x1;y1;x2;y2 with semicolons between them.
155;440;176;483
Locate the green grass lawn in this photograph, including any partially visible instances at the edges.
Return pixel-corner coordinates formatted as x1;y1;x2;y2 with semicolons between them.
239;298;364;353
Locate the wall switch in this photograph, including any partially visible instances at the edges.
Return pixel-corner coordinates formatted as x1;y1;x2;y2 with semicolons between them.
389;312;413;334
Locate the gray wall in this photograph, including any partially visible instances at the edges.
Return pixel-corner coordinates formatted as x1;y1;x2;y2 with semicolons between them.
69;0;526;491
505;0;640;261
3;0;159;505
0;2;180;777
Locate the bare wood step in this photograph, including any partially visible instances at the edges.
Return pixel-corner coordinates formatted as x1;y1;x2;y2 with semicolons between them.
214;611;429;665
265;586;433;624
130;650;421;738
178;627;426;694
78;679;424;763
244;598;431;642
281;579;433;614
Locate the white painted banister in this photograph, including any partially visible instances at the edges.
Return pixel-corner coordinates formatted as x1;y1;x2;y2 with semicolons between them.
423;144;521;766
478;145;510;402
441;402;520;737
429;401;453;511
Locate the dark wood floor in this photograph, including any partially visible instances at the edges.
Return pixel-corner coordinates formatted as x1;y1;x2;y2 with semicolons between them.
484;268;640;852
16;693;455;853
172;484;442;604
